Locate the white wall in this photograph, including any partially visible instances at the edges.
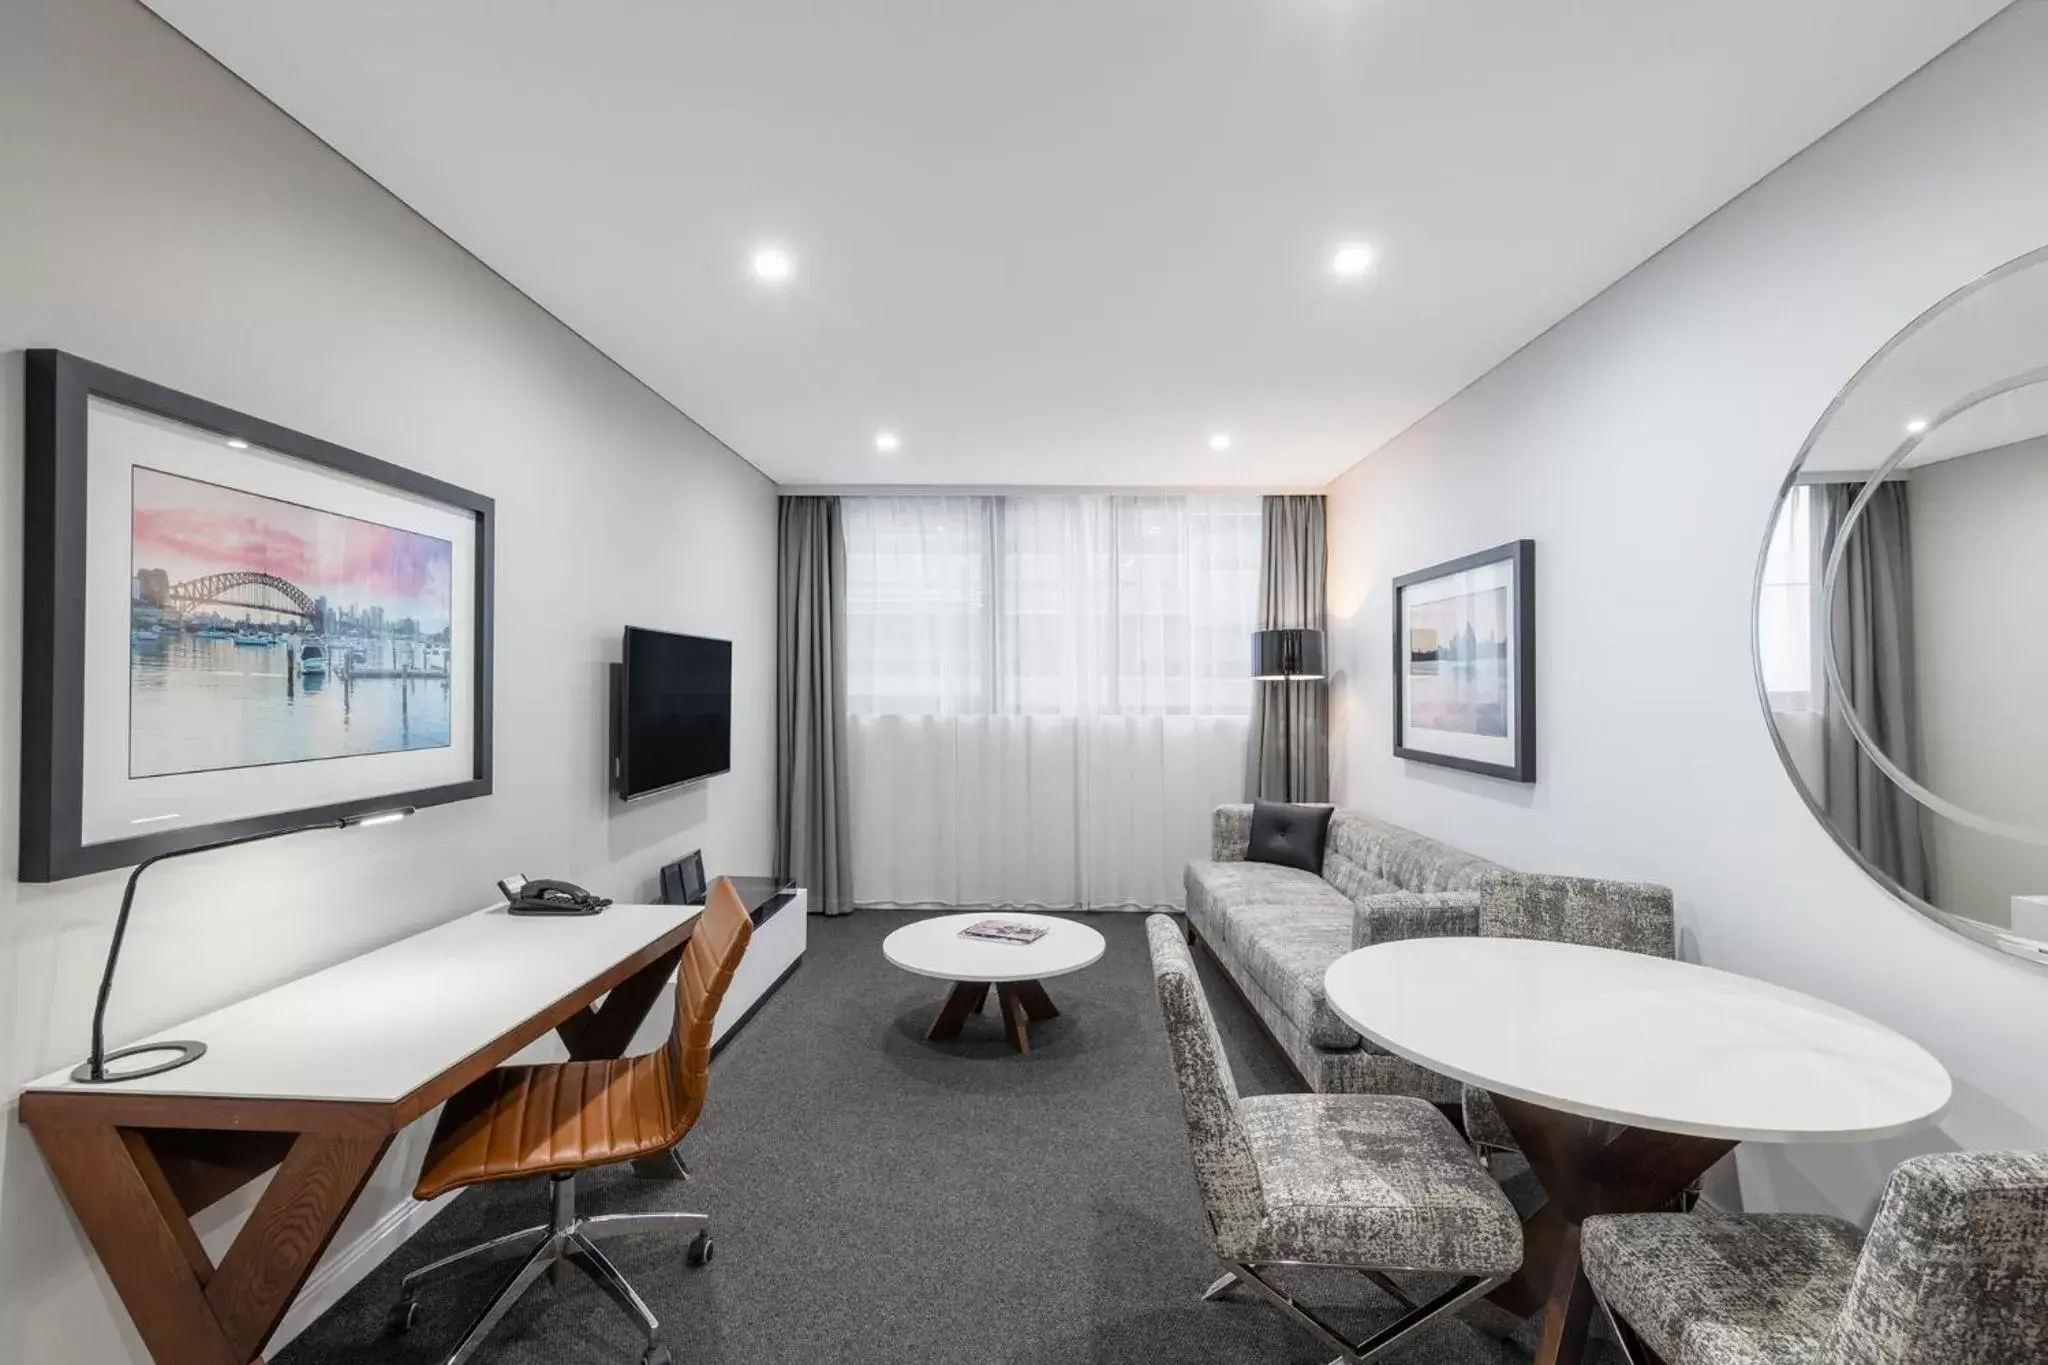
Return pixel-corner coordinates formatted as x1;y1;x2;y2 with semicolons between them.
1327;2;2048;1223
1908;437;2048;929
0;1;776;1360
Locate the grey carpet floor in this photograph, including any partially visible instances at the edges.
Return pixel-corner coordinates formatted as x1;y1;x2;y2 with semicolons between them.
279;910;1604;1365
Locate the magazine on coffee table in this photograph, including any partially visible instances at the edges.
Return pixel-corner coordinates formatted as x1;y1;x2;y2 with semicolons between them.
958;918;1050;945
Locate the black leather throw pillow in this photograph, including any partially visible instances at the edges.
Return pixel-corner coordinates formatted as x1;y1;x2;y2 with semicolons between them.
1245;800;1333;875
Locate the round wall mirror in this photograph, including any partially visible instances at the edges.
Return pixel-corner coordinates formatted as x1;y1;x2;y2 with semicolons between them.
1756;244;2048;967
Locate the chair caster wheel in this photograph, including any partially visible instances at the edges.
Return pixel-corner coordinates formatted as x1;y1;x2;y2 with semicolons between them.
686;1230;714;1266
643;1347;671;1365
388;1298;420;1333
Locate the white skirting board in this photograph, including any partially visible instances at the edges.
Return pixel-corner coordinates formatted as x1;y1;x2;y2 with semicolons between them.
267;892;808;1354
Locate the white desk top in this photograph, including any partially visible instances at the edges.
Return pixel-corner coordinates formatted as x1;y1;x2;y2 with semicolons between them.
882;913;1106;983
25;902;699;1105
1324;937;1952;1144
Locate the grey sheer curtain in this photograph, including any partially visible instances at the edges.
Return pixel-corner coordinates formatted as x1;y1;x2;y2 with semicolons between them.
1813;482;1932;899
775;496;854;915
1245;494;1329;802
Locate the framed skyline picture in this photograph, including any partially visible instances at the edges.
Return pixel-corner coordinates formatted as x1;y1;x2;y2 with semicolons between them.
1392;540;1535;783
20;350;495;881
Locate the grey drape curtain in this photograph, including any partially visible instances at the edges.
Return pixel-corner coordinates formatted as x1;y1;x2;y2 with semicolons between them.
1245;494;1329;802
1813;482;1931;899
775;496;854;915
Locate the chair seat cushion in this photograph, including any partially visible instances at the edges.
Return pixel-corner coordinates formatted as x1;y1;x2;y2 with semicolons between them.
1582;1212;1864;1365
1236;1093;1521;1275
415;1052;684;1201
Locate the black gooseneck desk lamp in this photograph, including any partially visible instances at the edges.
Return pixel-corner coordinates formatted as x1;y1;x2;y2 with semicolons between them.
72;806;416;1084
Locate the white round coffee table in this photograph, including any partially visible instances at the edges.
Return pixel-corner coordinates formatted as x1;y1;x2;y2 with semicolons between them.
883;913;1106;1054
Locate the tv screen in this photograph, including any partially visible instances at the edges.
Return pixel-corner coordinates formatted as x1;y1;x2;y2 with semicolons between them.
619;628;731;799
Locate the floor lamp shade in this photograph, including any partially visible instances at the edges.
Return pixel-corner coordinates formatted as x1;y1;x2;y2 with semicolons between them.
1252;628;1326;681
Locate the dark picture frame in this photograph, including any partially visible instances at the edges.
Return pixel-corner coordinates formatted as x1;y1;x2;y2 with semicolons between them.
1391;539;1535;783
19;349;495;881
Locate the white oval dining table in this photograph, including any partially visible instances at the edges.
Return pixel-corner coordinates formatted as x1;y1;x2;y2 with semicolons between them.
1323;936;1951;1365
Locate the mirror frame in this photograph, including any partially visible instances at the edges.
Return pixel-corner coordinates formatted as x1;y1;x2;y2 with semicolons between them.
1752;242;2048;969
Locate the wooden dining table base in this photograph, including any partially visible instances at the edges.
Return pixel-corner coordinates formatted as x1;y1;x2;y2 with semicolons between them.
925;979;1059;1053
1483;1092;1736;1365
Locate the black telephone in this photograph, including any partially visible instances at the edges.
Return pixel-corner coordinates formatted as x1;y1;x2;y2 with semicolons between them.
498;874;611;917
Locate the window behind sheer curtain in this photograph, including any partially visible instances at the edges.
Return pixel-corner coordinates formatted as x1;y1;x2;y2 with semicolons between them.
840;492;1262;912
843;493;1261;717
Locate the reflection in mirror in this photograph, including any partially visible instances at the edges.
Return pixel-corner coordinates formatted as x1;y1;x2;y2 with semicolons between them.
1757;245;2048;966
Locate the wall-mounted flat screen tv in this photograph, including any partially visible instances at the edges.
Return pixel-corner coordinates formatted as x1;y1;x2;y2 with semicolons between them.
618;627;731;800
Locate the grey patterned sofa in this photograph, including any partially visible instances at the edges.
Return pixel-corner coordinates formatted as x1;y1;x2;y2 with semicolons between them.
1184;803;1674;1106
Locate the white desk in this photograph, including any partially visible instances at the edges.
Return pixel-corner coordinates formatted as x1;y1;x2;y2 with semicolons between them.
1323;937;1950;1365
25;901;700;1105
20;900;704;1365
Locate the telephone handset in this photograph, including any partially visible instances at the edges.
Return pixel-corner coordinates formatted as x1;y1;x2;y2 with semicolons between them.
498;874;612;917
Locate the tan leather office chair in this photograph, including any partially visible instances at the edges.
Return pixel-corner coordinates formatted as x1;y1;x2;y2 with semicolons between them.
393;879;753;1365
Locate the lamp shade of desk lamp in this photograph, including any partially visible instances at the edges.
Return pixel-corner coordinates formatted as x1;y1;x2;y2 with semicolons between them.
1252;628;1326;681
73;806;416;1084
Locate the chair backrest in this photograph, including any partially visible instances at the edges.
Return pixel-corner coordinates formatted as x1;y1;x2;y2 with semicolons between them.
659;878;754;1128
1478;871;1674;958
1144;914;1264;1255
1829;1151;2048;1364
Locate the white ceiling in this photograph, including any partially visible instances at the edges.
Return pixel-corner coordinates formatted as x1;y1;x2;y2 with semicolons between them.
145;0;2003;488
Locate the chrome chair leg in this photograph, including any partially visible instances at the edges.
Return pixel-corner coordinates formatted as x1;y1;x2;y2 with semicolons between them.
1358;1269;1416;1309
580;1210;711;1241
568;1232;662;1339
399;1225;547;1295
443;1236;557;1365
1596;1289;1645;1365
1201;1270;1240;1301
1230;1262;1505;1365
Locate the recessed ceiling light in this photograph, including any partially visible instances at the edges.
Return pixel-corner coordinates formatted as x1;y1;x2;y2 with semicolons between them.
225;437;249;449
1331;242;1373;279
1208;433;1233;451
750;246;795;283
1905;417;1929;434
874;430;901;453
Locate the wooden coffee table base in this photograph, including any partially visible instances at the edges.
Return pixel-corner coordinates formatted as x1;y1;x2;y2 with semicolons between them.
926;979;1059;1053
1483;1092;1735;1365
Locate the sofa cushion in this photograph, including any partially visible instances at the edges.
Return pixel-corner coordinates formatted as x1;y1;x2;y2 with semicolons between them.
1185;860;1350;952
1247;800;1334;874
1229;900;1362;1050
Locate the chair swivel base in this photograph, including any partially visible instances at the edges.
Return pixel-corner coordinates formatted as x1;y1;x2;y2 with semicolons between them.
392;1170;713;1365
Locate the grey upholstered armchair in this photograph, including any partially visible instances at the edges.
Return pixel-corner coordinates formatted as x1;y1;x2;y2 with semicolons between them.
1144;915;1522;1363
1582;1151;2048;1364
1460;871;1677;1156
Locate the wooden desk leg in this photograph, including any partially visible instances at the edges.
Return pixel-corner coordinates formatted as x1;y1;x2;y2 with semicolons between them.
556;943;687;1060
26;1119;389;1365
1484;1093;1733;1365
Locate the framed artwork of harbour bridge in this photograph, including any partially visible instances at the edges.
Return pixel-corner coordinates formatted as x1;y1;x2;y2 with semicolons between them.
19;350;495;881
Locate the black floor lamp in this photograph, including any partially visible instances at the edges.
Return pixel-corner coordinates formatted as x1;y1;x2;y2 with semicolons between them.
74;806;415;1084
1252;628;1328;802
